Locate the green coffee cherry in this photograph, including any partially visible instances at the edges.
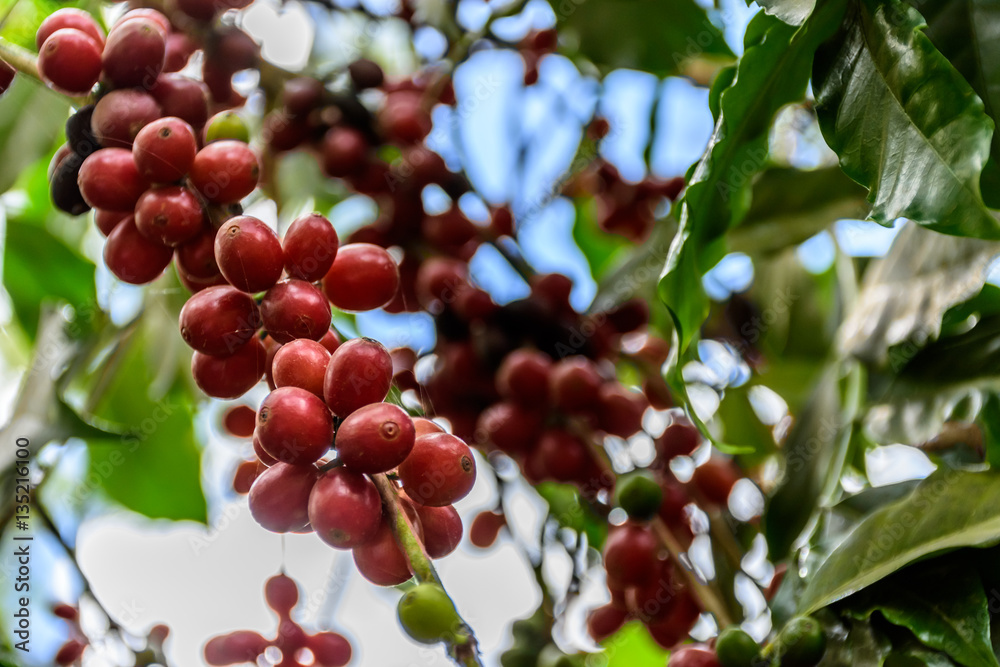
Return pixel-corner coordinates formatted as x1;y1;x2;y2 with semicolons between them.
716;626;759;667
615;469;663;521
396;583;461;644
205;111;250;144
776;616;826;667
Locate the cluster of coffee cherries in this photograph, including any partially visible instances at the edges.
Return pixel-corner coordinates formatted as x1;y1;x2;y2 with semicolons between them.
662;615;825;667
204;573;351;666
52;602;171;666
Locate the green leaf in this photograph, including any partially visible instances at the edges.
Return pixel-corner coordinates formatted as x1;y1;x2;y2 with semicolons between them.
658;0;848;352
535;482;607;549
884;648;957;666
816;613;894;667
557;0;734;77
728;166;868;257
847;558;999;667
812;0;1000;240
798;469;1000;615
0;80;70;192
913;0;1000;207
598;621;670;666
2;218;96;340
758;0;818;25
838;223;1000;368
83;306;206;523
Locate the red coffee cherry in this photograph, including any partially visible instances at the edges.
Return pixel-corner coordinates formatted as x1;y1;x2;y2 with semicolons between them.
398;433;476;507
102;18;166;88
469;510;506;549
323;337;393;418
412;502;462;559
189;140;260;204
79;148;150;211
248;462;318;533
38;29;102;95
259;280;332;344
475;401;543;456
308;632;352;667
603;523;660;589
272;339;330;398
133;117;198;184
204;630;269;666
352;517;413;586
134;186;205;247
264;573;298;615
322;243;400;312
307;467;381;549
36;8;104;48
150;74;211;128
256;387;334;465
335;402;416;474
587;604;628;643
549;357;603;413
656;419;701;460
91;89;163;149
179;285;261;356
103;216;172;285
214;216;284;293
191;337;266;399
691;457;740;506
232;459;260;494
320;126;369;177
496;349;552;406
283;212;340;282
223;405;257;438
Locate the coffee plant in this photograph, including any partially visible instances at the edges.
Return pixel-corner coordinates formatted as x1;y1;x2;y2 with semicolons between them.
3;0;1000;664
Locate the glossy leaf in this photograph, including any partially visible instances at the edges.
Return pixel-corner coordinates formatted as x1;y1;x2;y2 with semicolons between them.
812;0;1000;239
847;558;999;667
558;0;734;77
757;0;818;25
798;469;1000;614
658;0;848;352
816;612;893;667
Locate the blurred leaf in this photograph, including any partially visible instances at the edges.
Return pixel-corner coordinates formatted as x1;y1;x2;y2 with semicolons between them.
758;0;818;25
728;166;867;256
884;648;958;666
914;0;1000;208
846;557;999;667
571;197;630;282
866;313;1000;444
816;613;894;667
764;363;859;560
2;218;95;340
598;621;670;666
798;469;1000;615
0;80;69;192
274;151;346;221
713;384;776;463
83;304;206;523
557;0;734;76
978;393;1000;470
812;0;1000;240
839;223;1000;368
535;481;607;550
658;2;847;353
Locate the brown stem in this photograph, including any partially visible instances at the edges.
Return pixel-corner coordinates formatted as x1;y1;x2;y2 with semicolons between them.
651;518;734;627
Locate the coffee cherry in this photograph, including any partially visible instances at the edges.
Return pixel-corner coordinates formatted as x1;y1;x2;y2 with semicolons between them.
205;111;250;144
308;467;381;549
50;152;89;216
214;216;284;292
78;148;149;211
412;502;462;558
626;557;677;622
398;433;476;507
598;384;648;438
414;418;445;437
397;583;461;644
38;29;102;95
615;470;663;522
133;117;198;183
667;646;722;667
264;573;298;615
91;90;163;149
256;387;334;465
336;403;415;474
253;432;277;466
179;285;261;356
308;632;352;667
248;462;317;532
549;357;603;413
117;8;171;36
232;459;259;494
223;405;257;438
715;626;759;667
603;523;659;589
135;186;205;246
55;639;86;666
776;616;826;667
150;75;211;128
469;510;505;549
52;603;78;620
322;243;400;312
646;589;701;649
321;127;368;177
475;401;543;456
587;604;627;642
104;216;173;285
93;209;128;236
352;517;413;586
348;58;384;90
66;105;98;158
536;428;589;482
176;229;221;279
283;212;339;281
191;337;266;399
656;419;700;460
165;32;198;72
204;630;269;666
691;457;740;506
272;339;330;398
190;140;260;204
323;337;393;418
415;257;468;309
379;91;431;144
260;280;332;344
37;8;104;48
318;328;342;354
102;18;166;88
